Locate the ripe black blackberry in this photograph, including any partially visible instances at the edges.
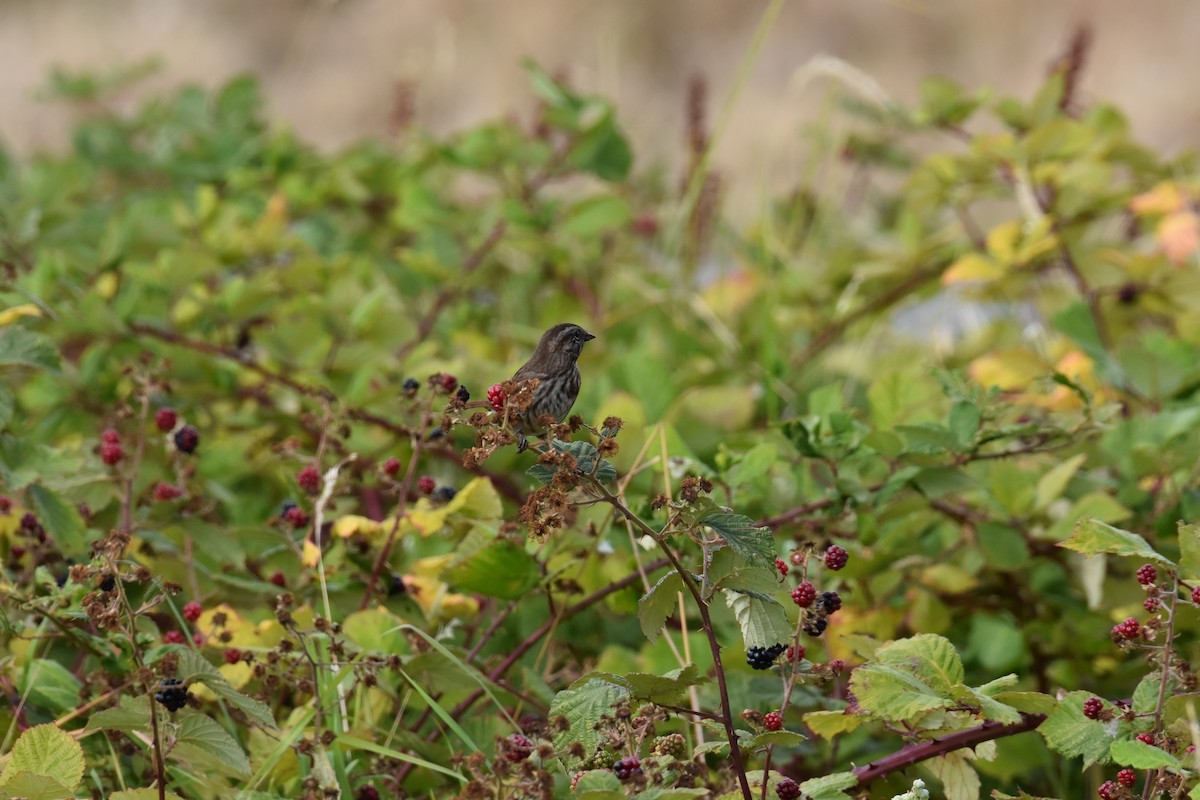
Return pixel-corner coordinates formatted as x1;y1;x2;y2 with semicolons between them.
803;617;828;636
775;777;802;800
455;385;470;403
613;756;642;781
432;486;458;504
174;425;200;454
99;575;116;593
818;591;842;615
402;377;420;396
746;643;786;670
155;679;189;712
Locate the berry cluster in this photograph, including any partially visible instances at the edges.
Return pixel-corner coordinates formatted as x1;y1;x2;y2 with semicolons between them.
775;557;789;577
613;756;642;781
99;428;124;466
503;733;533;762
746;643;787;670
1116;769;1136;787
763;711;783;731
1097;780;1119;800
174;424;200;454
818;591;842;614
402;377;420;396
824;544;849;571
183;601;203;622
775;777;802;800
298;466;321;495
382;457;401;478
155;678;189;712
1111;617;1141;642
1135;564;1156;585
487;383;507;413
154;482;183;502
155;407;178;432
791;582;816;607
1082;697;1104;720
651;733;686;759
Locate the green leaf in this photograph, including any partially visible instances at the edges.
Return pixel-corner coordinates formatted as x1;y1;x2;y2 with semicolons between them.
0;724;84;791
993;691;1057;715
444;539;541;600
1039;690;1121;768
569;113;633;181
948;401;980;448
637;571;685;643
747;729;806;750
911;466;977;498
634;789;712;800
701;513;775;571
924;750;980;800
19;659;82;714
1109;738;1181;769
1034;454;1086;511
27;484;86;554
978;522;1030;570
174;649;276;728
722;589;792;651
175;712;251;776
950;684;1021;724
550;679;629;769
877;633;964;689
86;696;151;733
0;772;73;800
109;790;186;800
560;196;630;237
1060;518;1172;565
0;382;13;430
1178;522;1200;579
728;443;778;486
797;771;859;800
803;709;863;739
576;665;707;706
849;634;963;722
0;326;60;371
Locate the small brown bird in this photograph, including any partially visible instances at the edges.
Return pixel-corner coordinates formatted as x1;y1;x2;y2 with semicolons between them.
511;323;595;451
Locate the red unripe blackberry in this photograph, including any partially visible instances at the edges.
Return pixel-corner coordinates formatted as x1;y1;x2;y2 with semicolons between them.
268;571;287;588
382;457;401;478
1111;617;1141;641
1116;769;1136;787
786;644;806;662
100;441;125;465
0;496;9;513
298;466;321;495
439;373;458;392
631;214;660;238
19;512;37;530
775;778;802;800
192;632;204;647
284;506;308;529
775;558;788;577
101;427;121;444
1136;733;1155;745
791;581;817;607
155;407;178;432
1135;564;1157;585
1143;596;1160;612
418;476;436;495
828;659;845;673
223;648;242;665
163;630;186;644
487;383;507;412
1097;781;1119;800
174;425;200;454
613;756;642;781
504;733;533;762
763;712;783;731
1192;586;1200;605
154;483;183;501
357;788;381;800
183;601;203;622
824;544;848;571
1082;697;1104;720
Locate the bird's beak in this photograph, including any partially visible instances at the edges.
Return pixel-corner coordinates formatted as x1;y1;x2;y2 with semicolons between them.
583;331;596;342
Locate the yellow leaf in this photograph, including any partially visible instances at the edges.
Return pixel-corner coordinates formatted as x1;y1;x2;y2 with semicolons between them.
942;253;1004;285
1130;181;1185;215
302;539;321;568
968;348;1049;391
0;304;42;326
1157;210;1200;265
404;575;480;622
701;269;760;317
95;273;120;300
985;220;1021;264
406;500;451;537
332;515;386;539
412;554;454;577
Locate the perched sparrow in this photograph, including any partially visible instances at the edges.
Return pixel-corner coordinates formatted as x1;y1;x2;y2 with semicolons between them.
511;323;595;452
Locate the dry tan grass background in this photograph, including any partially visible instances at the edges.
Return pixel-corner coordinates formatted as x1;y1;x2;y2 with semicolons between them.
2;0;1196;213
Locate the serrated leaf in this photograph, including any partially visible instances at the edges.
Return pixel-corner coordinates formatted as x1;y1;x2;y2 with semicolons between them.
0;724;84;791
1034;454;1086;511
722;589;791;651
174;649;275;728
174;713;251;776
877;634;964;690
1109;738;1181;769
849;634;963;722
110;790;186;800
443;539;540;599
702;513;775;571
925;751;980;800
992;691;1057;716
637;571;684;643
1061;518;1171;565
803;709;863;739
573;665;706;706
950;685;1021;724
1179;522;1200;579
0;326;60;371
797;771;859;800
86;696;151;733
0;772;72;800
27;484;86;554
1039;691;1121;768
633;789;711;800
747;729;806;749
550;679;629;769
